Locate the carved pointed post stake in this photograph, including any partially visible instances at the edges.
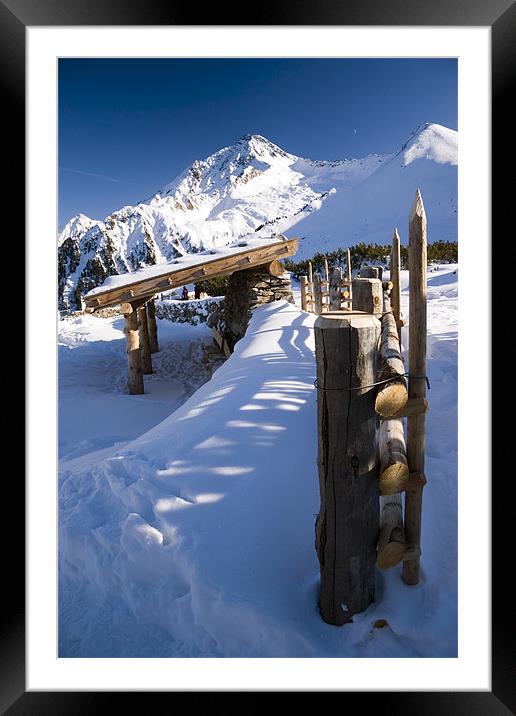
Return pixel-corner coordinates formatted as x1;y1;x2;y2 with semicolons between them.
137;305;153;375
313;273;323;315
314;313;380;624
391;229;402;336
329;266;343;310
146;298;159;353
300;275;308;311
122;302;144;395
403;189;428;586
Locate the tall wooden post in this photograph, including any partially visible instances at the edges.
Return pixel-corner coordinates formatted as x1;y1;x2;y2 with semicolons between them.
137;305;153;375
122;303;144;395
313;273;323;315
300;275;308;311
403;189;427;586
323;258;330;312
308;261;314;310
391;228;402;336
345;248;352;284
146;298;159;353
329;266;342;310
314;313;380;624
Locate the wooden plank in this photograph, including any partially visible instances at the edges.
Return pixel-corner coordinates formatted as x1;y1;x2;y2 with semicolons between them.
84;238;298;309
403;189;428;586
314;313;380;625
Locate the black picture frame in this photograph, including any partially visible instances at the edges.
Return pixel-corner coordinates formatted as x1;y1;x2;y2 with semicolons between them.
7;0;511;710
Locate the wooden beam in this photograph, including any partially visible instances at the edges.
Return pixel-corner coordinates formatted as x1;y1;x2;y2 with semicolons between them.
137;306;153;375
375;292;408;417
403;189;428;586
314;313;380;625
263;259;284;277
146;299;159;353
84;238;298;309
381;397;428;420
123;307;144;394
378;418;409;495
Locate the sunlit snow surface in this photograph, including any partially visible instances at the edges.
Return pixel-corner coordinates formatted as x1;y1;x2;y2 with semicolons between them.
58;266;457;657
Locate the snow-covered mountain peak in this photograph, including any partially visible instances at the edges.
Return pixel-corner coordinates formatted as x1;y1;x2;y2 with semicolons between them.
58;213;100;246
400;122;458;167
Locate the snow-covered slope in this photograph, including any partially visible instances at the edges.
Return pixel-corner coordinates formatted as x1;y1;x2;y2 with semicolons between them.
58;266;458;657
58;125;457;308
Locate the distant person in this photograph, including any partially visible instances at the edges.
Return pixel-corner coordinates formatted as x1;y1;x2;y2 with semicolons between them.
194;284;201;300
181;286;189;300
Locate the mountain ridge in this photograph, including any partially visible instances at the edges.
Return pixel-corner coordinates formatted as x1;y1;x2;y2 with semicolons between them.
58;124;457;309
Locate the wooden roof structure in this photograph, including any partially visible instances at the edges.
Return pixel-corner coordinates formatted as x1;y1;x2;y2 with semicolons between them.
84;235;299;310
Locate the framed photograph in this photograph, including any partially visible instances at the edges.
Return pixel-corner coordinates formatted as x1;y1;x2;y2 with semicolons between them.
7;0;511;709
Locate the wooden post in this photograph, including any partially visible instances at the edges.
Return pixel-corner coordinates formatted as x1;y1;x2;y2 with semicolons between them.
351;277;383;315
146;298;159;353
137;305;153;375
403;189;428;586
313;273;323;315
323;258;330;312
375;292;408;417
122;303;144;395
391;228;402;335
300;275;308;311
345;249;352;284
329;266;342;310
314;313;380;625
308;261;314;309
377;493;405;569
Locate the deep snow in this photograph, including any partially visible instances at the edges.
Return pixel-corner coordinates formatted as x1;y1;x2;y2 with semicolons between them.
58;265;457;657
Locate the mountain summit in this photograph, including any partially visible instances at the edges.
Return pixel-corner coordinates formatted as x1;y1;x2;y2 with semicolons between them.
58;124;457;309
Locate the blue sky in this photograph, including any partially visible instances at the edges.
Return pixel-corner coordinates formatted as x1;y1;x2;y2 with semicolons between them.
58;58;457;228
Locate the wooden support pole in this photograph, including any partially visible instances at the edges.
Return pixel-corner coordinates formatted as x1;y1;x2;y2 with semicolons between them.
314;313;380;625
137;305;153;375
146;298;159;353
122;304;144;395
378;418;409;495
377;493;405;569
313;273;323;315
329;266;343;310
351;277;383;315
391;228;402;335
345;249;352;284
375;292;408;417
300;275;308;311
308;261;314;312
403;189;428;586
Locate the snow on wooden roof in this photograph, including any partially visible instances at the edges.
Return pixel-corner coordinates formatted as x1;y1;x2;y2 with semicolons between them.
83;234;299;310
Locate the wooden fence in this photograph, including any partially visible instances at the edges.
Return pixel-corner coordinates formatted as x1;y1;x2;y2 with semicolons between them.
313;189;428;625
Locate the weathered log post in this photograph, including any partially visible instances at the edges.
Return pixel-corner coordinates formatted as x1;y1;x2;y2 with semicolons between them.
391;228;402;335
313;273;323;315
146;298;159;353
403;189;428;586
343;248;352;308
323;258;330;311
121;302;144;395
137;305;153;375
329;267;343;310
351;277;383;316
345;248;352;284
375;292;408;417
300;275;309;311
377;493;405;570
314;312;381;625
